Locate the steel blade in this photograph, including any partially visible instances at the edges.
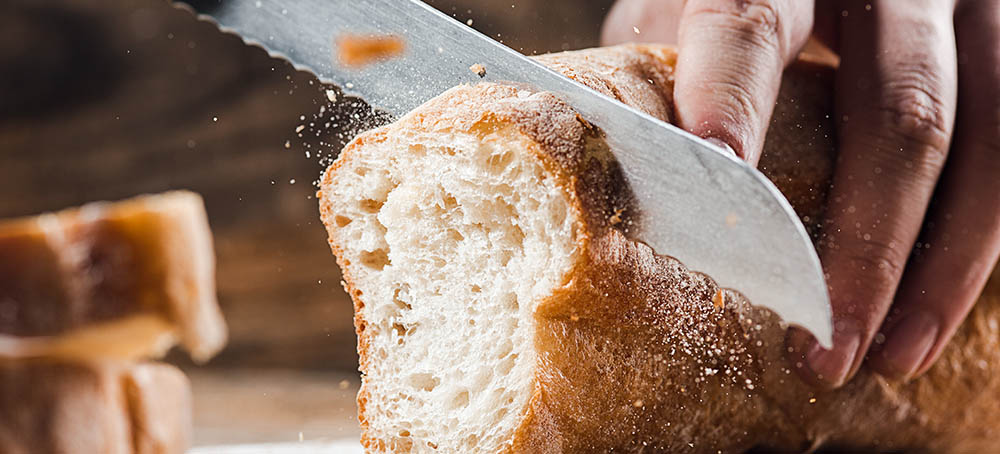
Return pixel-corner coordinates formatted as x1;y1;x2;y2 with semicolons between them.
186;0;833;346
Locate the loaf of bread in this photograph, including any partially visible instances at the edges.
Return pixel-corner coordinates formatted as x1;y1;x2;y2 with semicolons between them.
319;44;1000;453
0;360;191;454
0;191;227;362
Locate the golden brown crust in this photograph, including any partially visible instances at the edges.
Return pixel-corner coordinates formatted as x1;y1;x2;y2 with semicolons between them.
0;191;227;362
321;43;999;453
518;44;999;452
0;360;191;454
318;81;630;453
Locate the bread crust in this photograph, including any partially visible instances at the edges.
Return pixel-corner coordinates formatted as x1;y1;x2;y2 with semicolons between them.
521;44;1000;453
0;191;227;362
321;44;1000;453
0;360;191;454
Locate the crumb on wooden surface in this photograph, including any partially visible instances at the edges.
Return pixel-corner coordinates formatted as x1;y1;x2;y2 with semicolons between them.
336;34;405;67
469;63;486;78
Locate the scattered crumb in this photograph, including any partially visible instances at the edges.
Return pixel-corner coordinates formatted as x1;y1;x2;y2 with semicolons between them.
809;397;817;404
295;125;305;133
284;140;291;149
469;63;487;78
570;314;580;322
336;34;406;67
466;18;474;26
338;379;351;390
632;399;644;408
633;26;641;34
713;289;725;309
325;89;338;102
609;207;625;225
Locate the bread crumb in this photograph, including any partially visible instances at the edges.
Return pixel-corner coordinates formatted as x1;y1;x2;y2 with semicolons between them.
609;207;625;225
284;140;291;149
325;89;338;103
295;125;305;133
809;397;817;404
339;379;351;389
632;399;644;408
712;289;725;309
633;26;641;34
570;314;580;322
469;64;487;78
337;34;405;67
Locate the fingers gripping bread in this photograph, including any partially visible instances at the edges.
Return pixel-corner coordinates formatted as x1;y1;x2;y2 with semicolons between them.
319;44;1000;453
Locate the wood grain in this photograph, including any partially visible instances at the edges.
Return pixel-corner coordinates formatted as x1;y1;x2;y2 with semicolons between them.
0;0;612;371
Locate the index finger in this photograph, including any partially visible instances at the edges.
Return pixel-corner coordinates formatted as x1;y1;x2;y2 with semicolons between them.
674;0;814;164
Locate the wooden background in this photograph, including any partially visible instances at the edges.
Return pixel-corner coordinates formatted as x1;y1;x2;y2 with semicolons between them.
0;0;616;373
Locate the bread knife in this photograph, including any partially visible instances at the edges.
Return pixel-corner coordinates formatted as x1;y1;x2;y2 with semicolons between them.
180;0;834;347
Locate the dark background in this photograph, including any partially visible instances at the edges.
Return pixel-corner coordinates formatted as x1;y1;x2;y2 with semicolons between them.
0;0;615;444
0;0;615;371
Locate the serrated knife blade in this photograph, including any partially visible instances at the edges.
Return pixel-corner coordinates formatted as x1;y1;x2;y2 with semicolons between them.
183;0;833;347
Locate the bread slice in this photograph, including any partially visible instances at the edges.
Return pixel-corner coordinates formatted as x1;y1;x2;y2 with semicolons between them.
0;360;191;454
0;191;226;362
319;44;1000;453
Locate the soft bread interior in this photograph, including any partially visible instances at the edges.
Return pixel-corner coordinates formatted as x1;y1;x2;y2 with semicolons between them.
323;120;581;452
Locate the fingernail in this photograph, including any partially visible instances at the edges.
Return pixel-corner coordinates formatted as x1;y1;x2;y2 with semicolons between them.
805;331;860;387
704;137;736;156
876;312;939;380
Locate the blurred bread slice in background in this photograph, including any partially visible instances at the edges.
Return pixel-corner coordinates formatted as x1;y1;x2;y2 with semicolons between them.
0;360;191;454
0;191;226;362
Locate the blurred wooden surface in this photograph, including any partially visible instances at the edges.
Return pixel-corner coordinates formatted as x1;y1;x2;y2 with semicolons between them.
189;369;361;446
0;0;613;371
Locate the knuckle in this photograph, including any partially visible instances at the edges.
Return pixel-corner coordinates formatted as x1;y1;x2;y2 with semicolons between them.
708;78;761;124
836;237;909;286
738;0;783;36
690;0;786;52
875;67;954;160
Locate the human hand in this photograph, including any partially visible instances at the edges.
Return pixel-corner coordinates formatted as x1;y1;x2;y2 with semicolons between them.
603;0;1000;388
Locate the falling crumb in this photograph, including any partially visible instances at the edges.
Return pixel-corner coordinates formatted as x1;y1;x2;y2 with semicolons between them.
570;314;580;322
609;208;625;225
632;399;643;408
466;18;474;26
633;26;641;34
469;63;487;78
336;34;406;67
325;89;338;102
284;140;291;149
809;397;817;404
295;125;305;133
713;289;726;309
289;179;296;185
339;379;351;390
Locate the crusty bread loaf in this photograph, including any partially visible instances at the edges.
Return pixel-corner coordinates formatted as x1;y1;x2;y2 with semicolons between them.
0;360;191;454
0;191;227;362
319;44;1000;453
